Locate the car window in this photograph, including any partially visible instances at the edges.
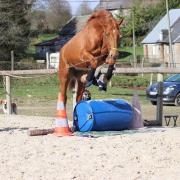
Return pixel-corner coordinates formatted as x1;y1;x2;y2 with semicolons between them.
165;74;180;82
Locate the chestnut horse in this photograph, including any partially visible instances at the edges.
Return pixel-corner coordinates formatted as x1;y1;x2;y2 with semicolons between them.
59;9;123;106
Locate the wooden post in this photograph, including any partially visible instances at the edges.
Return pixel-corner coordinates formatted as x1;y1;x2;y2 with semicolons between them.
28;128;54;136
5;76;12;115
156;73;163;126
11;50;14;71
157;73;163;82
150;73;153;85
46;52;50;69
141;57;144;77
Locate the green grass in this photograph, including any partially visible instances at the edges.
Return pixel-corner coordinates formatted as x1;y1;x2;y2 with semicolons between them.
88;85;146;102
8;84;146;105
118;46;143;61
0;74;149;105
121;46;143;55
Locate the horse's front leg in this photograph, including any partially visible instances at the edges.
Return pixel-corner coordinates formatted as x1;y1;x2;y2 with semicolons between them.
105;64;114;81
80;50;98;86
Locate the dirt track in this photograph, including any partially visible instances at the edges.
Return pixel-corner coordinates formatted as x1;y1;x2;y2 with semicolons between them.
0;114;180;180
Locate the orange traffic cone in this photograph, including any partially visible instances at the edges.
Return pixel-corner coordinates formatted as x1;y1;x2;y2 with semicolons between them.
53;93;72;136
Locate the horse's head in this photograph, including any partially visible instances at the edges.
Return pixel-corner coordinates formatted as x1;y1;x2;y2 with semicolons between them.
87;10;123;65
104;18;123;65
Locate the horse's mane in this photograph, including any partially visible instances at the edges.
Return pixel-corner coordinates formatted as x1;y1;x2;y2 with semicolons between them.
87;9;113;23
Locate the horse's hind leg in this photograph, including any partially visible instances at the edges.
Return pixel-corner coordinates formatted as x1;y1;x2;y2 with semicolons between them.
76;81;85;103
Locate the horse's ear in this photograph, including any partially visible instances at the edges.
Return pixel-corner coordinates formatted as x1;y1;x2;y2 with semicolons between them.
87;11;98;23
117;18;124;26
87;10;112;23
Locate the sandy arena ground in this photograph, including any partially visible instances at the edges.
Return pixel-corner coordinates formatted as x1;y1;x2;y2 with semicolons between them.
0;114;180;180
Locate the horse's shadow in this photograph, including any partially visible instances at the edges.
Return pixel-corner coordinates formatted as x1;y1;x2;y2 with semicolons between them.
112;93;145;97
118;51;132;59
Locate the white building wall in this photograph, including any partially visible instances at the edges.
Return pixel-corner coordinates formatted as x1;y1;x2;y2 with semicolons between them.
49;52;60;69
174;43;180;67
143;43;180;66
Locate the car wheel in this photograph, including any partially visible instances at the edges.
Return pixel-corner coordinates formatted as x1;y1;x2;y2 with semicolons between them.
175;93;180;106
151;101;157;105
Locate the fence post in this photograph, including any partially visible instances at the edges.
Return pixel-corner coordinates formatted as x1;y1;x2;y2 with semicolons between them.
141;57;144;77
11;50;14;71
157;73;163;82
46;52;50;69
5;76;12;115
156;73;163;126
150;73;153;85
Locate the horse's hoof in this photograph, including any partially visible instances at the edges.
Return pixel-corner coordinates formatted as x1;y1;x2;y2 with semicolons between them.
71;126;77;133
97;80;107;91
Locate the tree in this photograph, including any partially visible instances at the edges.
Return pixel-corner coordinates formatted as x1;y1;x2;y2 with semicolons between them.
45;0;72;31
118;0;180;46
31;10;48;32
75;1;92;16
0;0;33;61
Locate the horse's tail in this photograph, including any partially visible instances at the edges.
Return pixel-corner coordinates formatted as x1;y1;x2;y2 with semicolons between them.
69;79;75;90
68;78;77;92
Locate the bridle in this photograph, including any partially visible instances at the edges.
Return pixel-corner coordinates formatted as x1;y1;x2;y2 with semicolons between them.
101;21;120;58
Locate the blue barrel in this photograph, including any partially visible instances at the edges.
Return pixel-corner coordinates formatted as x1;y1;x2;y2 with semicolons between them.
73;99;133;132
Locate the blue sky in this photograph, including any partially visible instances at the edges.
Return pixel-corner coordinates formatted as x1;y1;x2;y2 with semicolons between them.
67;0;99;14
34;0;99;15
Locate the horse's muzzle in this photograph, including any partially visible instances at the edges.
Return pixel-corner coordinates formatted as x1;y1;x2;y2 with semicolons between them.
106;51;119;65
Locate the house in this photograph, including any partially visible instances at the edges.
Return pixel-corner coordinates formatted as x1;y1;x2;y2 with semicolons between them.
95;0;133;16
95;0;160;16
58;15;90;36
35;36;72;60
142;9;180;67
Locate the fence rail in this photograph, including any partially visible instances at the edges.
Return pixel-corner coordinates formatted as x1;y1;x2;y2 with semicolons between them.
111;67;180;74
0;69;57;76
0;67;180;76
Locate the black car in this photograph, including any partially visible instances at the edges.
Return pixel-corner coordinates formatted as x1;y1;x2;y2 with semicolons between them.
146;74;180;106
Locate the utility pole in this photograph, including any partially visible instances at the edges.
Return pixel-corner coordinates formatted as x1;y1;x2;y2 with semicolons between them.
11;50;14;71
132;8;136;68
166;0;175;67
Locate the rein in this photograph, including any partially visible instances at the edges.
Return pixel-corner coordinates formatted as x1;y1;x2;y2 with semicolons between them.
68;52;109;71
